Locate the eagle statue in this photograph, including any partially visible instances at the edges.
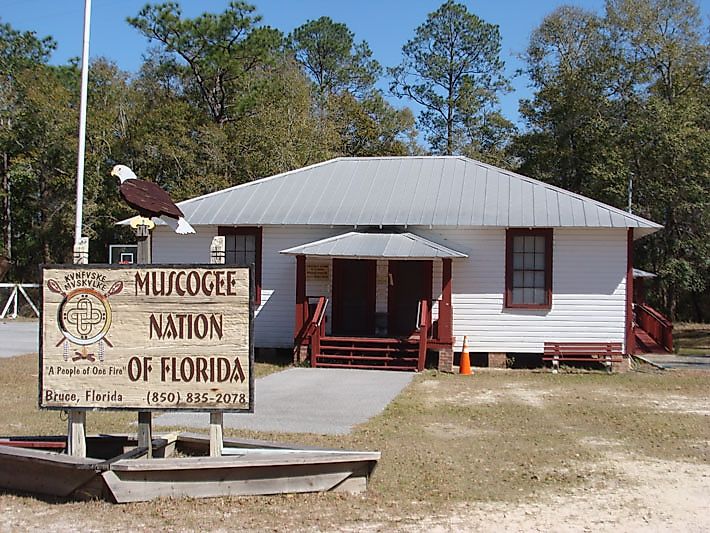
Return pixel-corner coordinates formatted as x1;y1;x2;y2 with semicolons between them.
111;164;195;235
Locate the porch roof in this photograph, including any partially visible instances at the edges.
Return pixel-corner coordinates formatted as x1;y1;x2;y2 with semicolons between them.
280;231;468;259
633;268;657;279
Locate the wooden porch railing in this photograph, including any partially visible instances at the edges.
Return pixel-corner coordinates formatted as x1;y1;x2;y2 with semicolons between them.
293;296;328;361
417;299;429;372
307;297;328;368
635;303;673;352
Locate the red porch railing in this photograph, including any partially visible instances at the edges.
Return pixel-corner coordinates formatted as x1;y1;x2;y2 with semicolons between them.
293;296;328;361
635;303;673;352
308;297;328;368
417;299;429;371
296;297;445;372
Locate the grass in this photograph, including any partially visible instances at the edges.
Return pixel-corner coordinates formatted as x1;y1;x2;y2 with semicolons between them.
674;323;710;355
1;356;709;531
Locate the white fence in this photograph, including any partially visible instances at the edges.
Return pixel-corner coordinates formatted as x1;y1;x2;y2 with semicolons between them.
0;283;40;319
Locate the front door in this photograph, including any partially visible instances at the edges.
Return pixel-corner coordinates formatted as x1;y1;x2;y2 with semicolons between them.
388;260;432;336
332;259;376;336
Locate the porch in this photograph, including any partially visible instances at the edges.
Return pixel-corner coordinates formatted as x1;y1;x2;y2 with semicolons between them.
281;231;467;371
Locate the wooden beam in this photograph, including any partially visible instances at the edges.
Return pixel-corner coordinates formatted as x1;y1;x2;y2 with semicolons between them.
136;224;153;458
295;255;307;336
626;228;635;355
138;411;153;459
439;258;453;342
209;413;223;457
67;411;86;458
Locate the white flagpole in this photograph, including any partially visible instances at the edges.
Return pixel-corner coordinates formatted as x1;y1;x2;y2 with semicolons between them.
74;0;92;250
68;0;92;458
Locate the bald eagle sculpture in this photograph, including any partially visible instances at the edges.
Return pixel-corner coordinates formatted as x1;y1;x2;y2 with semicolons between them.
111;164;195;235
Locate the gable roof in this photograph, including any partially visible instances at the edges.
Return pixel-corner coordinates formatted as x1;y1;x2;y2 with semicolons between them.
163;156;662;237
280;231;468;259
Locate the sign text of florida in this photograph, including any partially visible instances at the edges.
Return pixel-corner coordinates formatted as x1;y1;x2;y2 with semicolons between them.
40;266;251;411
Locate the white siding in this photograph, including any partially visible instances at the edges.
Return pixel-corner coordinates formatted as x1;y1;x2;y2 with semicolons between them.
417;227;628;353
153;225;340;348
152;225;628;353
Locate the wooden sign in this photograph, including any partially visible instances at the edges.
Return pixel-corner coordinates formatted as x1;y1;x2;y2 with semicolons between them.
40;265;253;412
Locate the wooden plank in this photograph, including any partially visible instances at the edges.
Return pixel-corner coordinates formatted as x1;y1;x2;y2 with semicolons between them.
103;466;353;503
315;362;417;371
0;441;65;449
0;445;102;498
177;433;328;453
319;345;417;353
110;453;380;471
318;354;418;361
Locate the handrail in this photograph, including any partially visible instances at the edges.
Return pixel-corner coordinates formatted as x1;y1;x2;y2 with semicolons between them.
290;296;329;367
308;297;328;368
635;303;673;352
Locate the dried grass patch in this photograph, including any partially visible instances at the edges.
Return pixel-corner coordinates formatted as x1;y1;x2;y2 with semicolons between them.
0;358;708;531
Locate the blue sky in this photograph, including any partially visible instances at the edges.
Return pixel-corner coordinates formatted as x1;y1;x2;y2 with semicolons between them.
2;0;708;127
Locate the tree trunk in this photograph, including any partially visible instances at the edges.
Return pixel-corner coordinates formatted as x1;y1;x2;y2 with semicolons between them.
2;152;10;258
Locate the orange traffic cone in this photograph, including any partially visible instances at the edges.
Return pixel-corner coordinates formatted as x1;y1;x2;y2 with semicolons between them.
459;335;472;375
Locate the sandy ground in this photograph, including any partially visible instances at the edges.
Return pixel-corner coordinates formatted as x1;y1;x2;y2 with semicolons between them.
2;447;706;532
338;453;710;533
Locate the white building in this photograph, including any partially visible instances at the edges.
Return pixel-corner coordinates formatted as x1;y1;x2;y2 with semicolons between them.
148;156;664;371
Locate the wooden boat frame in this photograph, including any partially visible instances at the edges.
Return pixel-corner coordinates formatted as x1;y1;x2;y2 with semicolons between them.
0;433;379;503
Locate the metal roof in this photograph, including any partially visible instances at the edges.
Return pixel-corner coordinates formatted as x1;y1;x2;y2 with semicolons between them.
280;231;468;259
157;157;663;237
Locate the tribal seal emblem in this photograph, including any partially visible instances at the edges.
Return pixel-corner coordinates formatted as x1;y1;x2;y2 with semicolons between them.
47;279;123;362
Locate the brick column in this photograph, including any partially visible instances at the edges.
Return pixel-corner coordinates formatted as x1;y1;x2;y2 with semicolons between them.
438;348;454;373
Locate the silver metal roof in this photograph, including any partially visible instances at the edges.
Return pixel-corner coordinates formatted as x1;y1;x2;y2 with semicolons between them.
159;157;663;237
280;231;468;259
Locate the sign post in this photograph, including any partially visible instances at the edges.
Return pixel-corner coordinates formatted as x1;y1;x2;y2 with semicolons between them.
68;237;89;457
135;222;152;457
209;236;226;456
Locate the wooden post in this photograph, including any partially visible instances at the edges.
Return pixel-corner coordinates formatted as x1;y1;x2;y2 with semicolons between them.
209;236;225;457
417;299;428;372
68;237;90;457
439;258;453;343
136;223;152;458
294;255;307;336
209;413;223;457
625;228;635;356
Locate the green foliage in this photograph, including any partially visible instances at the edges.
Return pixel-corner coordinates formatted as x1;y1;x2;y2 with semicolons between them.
288;16;380;98
128;1;282;125
515;0;709;320
389;0;510;156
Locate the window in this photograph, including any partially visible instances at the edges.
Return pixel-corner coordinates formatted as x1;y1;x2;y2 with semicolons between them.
505;228;552;309
218;227;262;305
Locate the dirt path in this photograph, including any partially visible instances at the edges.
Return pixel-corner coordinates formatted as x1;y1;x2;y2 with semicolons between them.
346;453;710;532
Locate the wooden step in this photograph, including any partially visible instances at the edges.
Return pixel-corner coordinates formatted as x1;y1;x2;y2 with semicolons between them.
316;354;418;362
322;336;411;344
319;345;417;354
315;362;418;371
634;328;668;354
